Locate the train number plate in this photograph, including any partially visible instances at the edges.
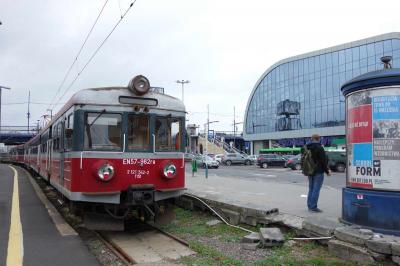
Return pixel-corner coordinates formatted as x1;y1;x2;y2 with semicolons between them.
122;158;155;165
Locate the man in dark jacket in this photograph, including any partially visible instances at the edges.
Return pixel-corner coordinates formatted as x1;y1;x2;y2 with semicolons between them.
302;134;331;212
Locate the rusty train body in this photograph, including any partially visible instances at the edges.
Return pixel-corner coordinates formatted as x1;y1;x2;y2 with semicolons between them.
9;75;186;220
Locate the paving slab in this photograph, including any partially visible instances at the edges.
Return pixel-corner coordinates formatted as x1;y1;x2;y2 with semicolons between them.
241;232;261;243
328;239;374;264
302;216;341;236
334;226;373;246
259;227;284;247
392;255;400;265
393;242;400;256
366;235;400;255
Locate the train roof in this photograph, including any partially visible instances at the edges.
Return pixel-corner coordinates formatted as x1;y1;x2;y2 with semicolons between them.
24;86;185;146
64;86;185;112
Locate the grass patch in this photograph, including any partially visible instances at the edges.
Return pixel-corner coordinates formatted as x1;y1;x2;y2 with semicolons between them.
165;207;359;266
254;242;358;266
161;207;247;243
180;241;244;266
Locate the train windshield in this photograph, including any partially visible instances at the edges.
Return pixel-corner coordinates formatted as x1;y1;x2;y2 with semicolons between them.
84;112;122;150
127;115;149;150
155;117;182;151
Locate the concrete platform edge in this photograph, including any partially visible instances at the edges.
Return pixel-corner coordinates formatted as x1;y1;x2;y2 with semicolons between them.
24;168;77;236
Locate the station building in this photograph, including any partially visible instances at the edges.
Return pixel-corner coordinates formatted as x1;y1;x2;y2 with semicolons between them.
243;32;400;154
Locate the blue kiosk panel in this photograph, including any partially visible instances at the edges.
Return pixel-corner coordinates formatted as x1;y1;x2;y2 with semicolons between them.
342;188;400;236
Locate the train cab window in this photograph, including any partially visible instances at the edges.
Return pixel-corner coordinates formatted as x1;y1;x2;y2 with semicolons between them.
84;112;122;150
155;117;182;151
127;115;149;150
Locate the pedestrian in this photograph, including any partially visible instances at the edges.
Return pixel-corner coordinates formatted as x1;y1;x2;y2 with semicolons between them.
191;158;198;177
301;134;331;212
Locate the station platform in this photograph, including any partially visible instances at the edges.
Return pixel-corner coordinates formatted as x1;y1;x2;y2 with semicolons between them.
0;164;99;266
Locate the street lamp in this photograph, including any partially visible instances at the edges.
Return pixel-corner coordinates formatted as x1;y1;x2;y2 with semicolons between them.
176;80;190;103
47;108;53;120
0;85;11;136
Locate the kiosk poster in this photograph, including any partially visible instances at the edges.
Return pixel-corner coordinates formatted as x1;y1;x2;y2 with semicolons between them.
347;86;400;191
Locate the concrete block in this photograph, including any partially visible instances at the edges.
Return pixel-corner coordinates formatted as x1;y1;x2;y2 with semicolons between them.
259;227;284;247
241;216;258;226
303;217;341;237
328;240;374;264
206;219;221;226
334;226;373;246
366;237;393;255
393;255;400;265
241;243;259;251
392;242;400;256
241;232;261;243
370;251;388;263
221;208;240;225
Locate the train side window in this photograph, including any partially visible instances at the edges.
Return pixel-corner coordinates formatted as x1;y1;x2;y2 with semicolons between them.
65;113;74;151
127;115;149;150
171;119;181;150
53;123;61;151
84;112;122;150
155;117;181;151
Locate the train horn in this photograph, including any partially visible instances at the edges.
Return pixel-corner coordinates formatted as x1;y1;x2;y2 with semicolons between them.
128;75;150;96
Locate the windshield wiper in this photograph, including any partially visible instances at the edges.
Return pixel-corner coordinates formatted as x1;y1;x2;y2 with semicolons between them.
89;109;106;127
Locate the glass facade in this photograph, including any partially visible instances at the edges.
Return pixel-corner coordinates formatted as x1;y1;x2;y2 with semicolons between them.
245;38;400;135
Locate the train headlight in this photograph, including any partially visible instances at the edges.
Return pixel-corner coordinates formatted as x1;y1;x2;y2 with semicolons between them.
163;163;176;179
97;164;115;182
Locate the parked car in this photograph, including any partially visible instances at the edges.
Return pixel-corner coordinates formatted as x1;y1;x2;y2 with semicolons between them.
184;153;195;162
214;154;225;164
288;151;347;172
193;154;219;169
327;151;346;172
222;153;252;166
287;154;302;170
207;153;216;159
257;154;287;168
248;155;258;164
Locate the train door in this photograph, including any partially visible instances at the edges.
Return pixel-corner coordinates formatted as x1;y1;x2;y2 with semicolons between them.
59;121;65;188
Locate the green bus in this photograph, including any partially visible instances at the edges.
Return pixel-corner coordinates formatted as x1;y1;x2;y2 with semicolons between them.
259;146;344;155
259;147;301;155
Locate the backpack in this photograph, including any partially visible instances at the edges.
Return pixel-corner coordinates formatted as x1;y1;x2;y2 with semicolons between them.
301;145;317;176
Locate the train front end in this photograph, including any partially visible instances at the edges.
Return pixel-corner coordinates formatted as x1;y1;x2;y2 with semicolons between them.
67;75;186;221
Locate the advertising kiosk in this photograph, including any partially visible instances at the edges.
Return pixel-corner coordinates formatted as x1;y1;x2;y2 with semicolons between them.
341;57;400;235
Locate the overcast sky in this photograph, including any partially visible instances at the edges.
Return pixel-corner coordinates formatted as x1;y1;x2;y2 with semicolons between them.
1;0;399;133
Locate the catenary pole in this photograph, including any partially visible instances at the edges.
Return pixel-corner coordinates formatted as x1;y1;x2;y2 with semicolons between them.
27;90;31;133
0;86;11;136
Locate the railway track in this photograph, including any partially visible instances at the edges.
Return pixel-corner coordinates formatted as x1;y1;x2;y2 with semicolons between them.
95;221;195;265
24;166;194;265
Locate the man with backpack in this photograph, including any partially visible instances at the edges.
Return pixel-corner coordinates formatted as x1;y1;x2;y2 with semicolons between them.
301;134;331;212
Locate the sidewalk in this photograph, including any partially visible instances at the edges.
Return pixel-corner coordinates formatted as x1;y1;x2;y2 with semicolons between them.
0;164;99;266
185;172;342;220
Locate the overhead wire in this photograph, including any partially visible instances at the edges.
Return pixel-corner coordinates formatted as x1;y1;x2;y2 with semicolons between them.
3;102;56;105
47;0;110;111
52;0;138;109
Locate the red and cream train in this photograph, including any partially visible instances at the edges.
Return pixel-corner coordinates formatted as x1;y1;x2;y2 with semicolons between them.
10;75;186;220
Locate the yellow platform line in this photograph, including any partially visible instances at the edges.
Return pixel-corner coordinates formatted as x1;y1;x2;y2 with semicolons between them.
6;165;23;266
